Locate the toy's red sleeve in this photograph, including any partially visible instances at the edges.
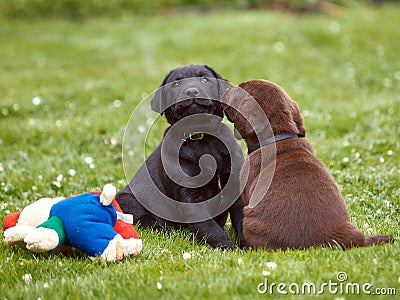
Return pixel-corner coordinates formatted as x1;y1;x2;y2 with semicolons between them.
2;212;21;230
112;199;139;239
89;191;102;195
114;219;139;239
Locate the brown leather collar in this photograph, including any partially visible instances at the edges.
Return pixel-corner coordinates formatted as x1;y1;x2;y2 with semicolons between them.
247;133;299;155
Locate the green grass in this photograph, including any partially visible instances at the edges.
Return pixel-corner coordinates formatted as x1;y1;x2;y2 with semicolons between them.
1;4;400;300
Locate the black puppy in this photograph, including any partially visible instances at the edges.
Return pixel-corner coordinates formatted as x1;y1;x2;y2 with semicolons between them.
116;64;246;249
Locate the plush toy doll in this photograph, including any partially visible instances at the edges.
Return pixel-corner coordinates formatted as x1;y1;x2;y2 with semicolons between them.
3;196;66;249
3;184;142;262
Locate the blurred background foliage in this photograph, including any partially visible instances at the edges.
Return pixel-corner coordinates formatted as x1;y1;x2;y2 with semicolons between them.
0;0;397;19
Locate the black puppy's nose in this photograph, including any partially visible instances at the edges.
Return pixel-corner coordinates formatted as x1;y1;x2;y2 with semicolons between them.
185;87;199;98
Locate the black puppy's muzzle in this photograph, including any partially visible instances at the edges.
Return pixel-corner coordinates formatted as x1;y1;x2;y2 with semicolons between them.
185;87;200;98
175;98;215;112
183;86;214;107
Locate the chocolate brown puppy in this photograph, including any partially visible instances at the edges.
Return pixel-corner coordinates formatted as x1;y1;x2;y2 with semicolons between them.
222;79;393;250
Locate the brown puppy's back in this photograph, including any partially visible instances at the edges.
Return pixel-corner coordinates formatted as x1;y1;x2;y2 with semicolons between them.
242;138;366;249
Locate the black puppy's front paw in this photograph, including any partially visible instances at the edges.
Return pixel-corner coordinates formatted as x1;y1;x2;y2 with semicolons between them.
238;237;248;249
208;233;235;250
213;242;234;251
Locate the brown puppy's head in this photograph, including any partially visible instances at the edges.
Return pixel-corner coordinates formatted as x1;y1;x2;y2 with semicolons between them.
222;79;305;141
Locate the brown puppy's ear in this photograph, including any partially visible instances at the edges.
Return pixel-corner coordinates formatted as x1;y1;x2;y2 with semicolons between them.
221;87;238;123
150;70;173;114
221;102;243;140
290;100;306;137
237;96;271;140
222;87;267;140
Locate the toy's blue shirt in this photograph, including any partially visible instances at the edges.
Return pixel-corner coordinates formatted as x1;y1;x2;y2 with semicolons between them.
50;193;117;256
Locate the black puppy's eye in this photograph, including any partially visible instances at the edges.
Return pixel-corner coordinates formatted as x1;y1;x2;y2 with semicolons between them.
200;77;209;84
172;81;180;88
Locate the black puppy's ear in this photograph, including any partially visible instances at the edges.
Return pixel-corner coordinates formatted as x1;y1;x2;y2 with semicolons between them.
203;65;233;97
203;65;223;79
150;70;172;114
150;89;163;114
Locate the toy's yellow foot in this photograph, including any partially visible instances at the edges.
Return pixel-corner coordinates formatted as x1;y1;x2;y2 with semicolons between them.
122;238;143;257
100;235;142;262
101;235;124;262
24;228;59;253
4;225;34;246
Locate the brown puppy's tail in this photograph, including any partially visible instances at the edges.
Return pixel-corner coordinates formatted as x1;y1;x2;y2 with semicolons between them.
328;223;394;248
364;234;394;246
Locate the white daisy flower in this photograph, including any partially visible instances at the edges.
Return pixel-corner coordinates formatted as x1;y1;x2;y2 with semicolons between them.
113;99;121;108
262;271;271;276
84;156;93;164
56;174;63;182
22;274;32;282
266;262;277;270
32;96;42;106
52;181;61;188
